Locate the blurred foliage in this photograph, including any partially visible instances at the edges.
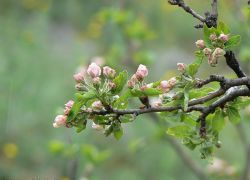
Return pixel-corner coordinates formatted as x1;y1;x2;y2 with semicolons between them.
0;0;250;179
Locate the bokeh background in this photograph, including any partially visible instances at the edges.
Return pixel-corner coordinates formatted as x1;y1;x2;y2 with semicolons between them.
1;0;250;179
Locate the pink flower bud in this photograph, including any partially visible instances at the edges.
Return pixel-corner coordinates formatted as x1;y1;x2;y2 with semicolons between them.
209;33;217;41
203;48;212;56
92;122;103;131
73;72;84;83
218;33;229;43
168;77;177;87
92;100;103;110
177;63;186;72
135;64;148;81
213;48;225;58
65;100;74;108
87;62;101;78
127;80;135;89
75;83;85;91
64;100;74;115
53;115;67;128
103;66;116;78
208;54;217;67
93;77;101;85
195;40;205;49
108;82;116;89
140;85;148;91
160;80;171;93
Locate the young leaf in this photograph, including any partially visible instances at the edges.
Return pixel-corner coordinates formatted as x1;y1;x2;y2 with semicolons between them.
167;124;192;138
114;128;123;140
143;88;162;96
186;63;200;77
212;110;225;132
217;21;230;34
112;71;128;94
226;106;241;124
225;35;241;49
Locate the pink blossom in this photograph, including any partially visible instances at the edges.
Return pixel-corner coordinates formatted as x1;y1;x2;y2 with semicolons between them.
64;100;74;115
140;85;148;91
87;62;101;78
160;80;171;92
65;100;74;108
93;77;101;85
218;33;229;42
135;64;148;81
108;82;116;89
213;48;225;58
127;80;136;88
195;40;205;49
209;33;217;41
177;63;186;72
203;48;212;56
168;77;177;87
92;100;103;110
73;72;84;83
53;115;67;128
103;66;116;78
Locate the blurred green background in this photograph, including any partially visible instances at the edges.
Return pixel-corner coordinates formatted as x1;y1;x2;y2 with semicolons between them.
1;0;250;179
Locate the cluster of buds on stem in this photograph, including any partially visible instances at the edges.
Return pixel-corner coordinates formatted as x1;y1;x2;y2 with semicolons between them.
159;77;177;93
127;64;149;89
53;100;74;128
195;32;229;67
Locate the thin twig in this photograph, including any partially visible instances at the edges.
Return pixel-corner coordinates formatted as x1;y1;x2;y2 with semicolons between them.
168;0;205;22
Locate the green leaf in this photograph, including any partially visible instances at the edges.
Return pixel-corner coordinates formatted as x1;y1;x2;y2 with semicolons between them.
203;24;211;45
225;35;241;49
212;110;225;132
217;21;230;34
113;91;132;109
114;128;123;140
67;91;96;122
112;71;128;94
130;89;145;97
186;63;200;77
76;119;87;133
227;106;241;124
113;123;123;140
143;88;162;96
167;124;192;138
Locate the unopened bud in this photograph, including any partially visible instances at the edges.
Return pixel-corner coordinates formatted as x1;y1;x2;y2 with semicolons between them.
209;33;217;41
195;40;205;49
203;48;212;56
75;83;86;91
213;48;225;58
87;62;101;78
53;115;67;128
168;77;177;87
93;77;101;86
135;64;148;81
160;80;171;93
73;72;84;83
92;100;103;110
218;33;229;43
108;82;116;89
103;66;116;78
127;80;135;89
177;63;186;72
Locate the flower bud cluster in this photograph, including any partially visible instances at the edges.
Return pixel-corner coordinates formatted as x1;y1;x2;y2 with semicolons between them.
53;100;74;128
127;64;148;88
195;32;229;67
159;77;177;93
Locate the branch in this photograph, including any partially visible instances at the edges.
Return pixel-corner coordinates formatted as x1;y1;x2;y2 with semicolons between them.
168;0;205;22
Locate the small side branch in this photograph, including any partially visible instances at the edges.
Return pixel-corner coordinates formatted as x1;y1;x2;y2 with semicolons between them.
168;0;205;22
